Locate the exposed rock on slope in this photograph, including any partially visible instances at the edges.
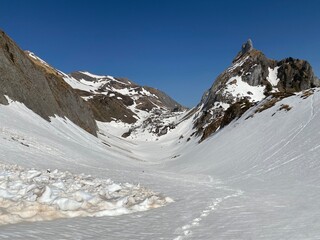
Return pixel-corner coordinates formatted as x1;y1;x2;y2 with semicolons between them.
62;71;186;138
65;71;184;124
276;57;319;91
193;39;319;142
0;30;97;135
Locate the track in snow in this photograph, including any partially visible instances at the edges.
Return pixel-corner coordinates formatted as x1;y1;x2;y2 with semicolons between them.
173;182;243;240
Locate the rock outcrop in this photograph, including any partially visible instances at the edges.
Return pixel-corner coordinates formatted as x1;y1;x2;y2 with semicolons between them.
233;39;254;63
276;57;319;92
0;30;97;136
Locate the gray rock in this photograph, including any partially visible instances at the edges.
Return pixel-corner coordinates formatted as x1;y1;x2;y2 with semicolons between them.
242;39;253;54
0;30;97;136
233;39;254;63
276;57;319;91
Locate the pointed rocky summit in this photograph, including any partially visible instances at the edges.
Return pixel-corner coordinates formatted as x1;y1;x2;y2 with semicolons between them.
241;39;253;54
233;38;254;63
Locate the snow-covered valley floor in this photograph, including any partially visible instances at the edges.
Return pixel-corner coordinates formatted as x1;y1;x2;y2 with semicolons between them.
1;90;320;239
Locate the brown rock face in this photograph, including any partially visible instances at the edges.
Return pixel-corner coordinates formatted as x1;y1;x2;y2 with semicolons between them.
88;95;137;124
276;57;319;92
0;30;97;136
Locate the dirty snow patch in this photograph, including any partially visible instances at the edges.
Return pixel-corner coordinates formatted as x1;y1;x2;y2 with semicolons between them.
0;163;173;225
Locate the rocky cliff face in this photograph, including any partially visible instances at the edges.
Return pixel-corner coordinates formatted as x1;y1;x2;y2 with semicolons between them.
193;39;319;142
0;30;97;136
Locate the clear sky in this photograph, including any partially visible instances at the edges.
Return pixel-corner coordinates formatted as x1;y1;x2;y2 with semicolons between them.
1;0;320;107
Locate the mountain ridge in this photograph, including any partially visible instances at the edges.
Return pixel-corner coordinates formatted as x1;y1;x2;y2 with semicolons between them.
1;30;319;144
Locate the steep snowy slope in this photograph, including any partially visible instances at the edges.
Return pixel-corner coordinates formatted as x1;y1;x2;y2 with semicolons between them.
163;89;320;239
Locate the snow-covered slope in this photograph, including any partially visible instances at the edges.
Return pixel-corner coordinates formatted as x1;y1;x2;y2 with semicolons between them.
165;89;320;239
2;87;320;239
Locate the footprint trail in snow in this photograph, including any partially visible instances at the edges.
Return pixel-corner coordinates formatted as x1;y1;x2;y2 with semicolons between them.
173;185;243;240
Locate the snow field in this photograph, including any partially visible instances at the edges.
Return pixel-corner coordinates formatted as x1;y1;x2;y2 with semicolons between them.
0;163;173;225
266;67;280;87
224;76;266;102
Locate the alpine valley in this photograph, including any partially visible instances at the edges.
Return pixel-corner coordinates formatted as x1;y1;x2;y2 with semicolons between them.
1;30;320;239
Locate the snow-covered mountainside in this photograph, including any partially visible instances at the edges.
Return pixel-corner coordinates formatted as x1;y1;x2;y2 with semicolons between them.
1;30;320;239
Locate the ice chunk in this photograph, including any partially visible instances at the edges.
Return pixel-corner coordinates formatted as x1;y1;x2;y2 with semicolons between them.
55;198;82;211
107;183;122;193
73;191;93;202
0;189;13;199
38;186;56;204
25;170;42;180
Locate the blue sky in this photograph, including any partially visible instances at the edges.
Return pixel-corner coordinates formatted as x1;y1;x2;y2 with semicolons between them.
1;0;320;107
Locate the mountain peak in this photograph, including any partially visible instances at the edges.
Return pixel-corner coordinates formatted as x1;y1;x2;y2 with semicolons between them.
233;38;255;63
241;39;253;54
